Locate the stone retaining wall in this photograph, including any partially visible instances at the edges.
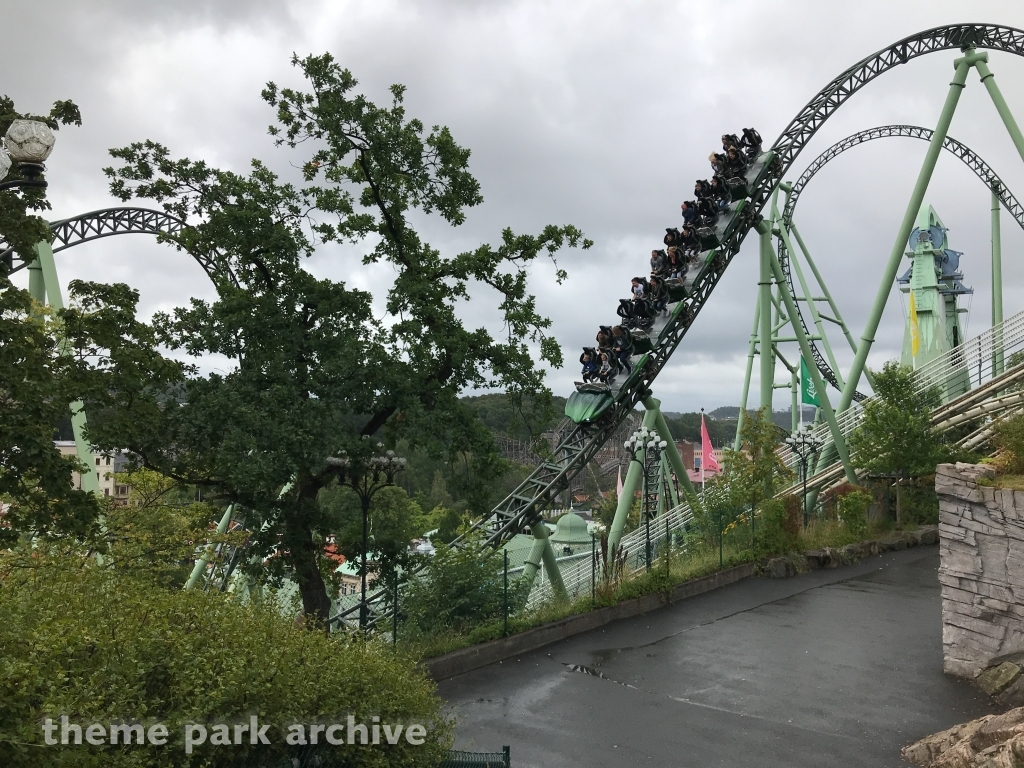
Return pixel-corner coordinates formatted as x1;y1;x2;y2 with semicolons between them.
935;462;1024;677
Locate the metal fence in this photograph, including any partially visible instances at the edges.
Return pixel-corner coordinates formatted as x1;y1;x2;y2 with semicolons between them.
527;310;1024;606
780;307;1024;476
440;747;511;767
245;745;510;767
526;500;697;607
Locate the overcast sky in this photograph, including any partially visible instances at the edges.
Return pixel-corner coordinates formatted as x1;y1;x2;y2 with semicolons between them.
6;0;1024;413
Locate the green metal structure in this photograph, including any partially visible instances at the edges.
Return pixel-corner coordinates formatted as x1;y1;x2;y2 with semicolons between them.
13;24;1024;630
898;207;971;388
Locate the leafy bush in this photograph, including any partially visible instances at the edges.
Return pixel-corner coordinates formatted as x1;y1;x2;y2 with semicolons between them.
993;412;1024;474
756;498;799;556
837;489;871;538
402;536;527;633
102;469;232;589
0;549;451;768
899;479;939;526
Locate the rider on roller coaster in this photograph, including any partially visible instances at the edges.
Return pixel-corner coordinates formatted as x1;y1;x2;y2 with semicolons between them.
574;125;764;395
680;200;699;226
650;249;668;277
580;347;600;382
611;325;634;376
740;127;762;160
724;146;748;175
666;246;686;279
647;276;668;315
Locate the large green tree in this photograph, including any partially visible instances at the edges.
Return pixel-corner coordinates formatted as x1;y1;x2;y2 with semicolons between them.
697;407;792;548
81;54;590;625
848;361;943;524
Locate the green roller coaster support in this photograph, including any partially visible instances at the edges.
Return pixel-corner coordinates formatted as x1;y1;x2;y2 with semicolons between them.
520;520;568;601
992;189;1004;377
657;459;667;519
976;55;1022;382
788;221;874;388
837;51;977;415
663;453;680;509
774;213;845;389
184;505;234;591
650;398;696;497
34;242;100;495
975;58;1024;167
27;258;44;306
607;404;659;555
735;295;761;451
758;223;775;414
769;249;857;484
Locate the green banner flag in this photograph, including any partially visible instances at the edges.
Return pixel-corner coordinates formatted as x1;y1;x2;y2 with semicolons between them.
800;356;820;406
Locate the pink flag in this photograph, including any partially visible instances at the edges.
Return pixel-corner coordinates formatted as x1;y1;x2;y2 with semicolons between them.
616;464;623;498
701;413;720;473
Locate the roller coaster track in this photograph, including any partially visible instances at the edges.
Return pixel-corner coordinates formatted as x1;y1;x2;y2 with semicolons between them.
777;125;1024;402
465;24;1024;543
0;206;237;287
336;22;1024;627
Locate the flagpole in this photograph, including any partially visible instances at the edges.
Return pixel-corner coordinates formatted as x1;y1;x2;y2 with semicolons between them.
700;409;705;494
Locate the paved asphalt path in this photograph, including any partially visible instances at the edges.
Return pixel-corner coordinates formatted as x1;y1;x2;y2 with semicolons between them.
437;546;997;767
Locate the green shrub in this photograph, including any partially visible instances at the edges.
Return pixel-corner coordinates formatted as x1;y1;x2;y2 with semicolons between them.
899;479;939;526
0;548;451;768
402;536;528;633
837;489;871;538
993;413;1024;474
756;499;798;556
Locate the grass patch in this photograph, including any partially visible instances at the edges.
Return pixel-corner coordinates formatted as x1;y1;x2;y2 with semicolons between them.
992;474;1024;490
797;518;894;551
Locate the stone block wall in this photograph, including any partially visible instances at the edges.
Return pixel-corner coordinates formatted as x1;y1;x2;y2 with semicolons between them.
935;462;1024;677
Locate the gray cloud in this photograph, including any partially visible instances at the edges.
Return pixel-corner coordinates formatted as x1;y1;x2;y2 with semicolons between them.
7;0;1024;412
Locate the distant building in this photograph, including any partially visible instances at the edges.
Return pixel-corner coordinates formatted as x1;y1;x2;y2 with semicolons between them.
54;441;131;502
675;439;725;484
324;537;372;597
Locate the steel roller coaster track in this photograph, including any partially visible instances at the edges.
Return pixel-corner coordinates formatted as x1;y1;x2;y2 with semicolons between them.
0;206;237;287
777;124;1024;402
341;22;1024;627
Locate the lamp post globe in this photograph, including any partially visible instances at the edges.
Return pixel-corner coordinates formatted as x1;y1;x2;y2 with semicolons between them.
0;119;55;191
5;119;55;164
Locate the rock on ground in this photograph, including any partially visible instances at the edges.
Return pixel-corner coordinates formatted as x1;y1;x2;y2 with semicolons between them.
904;708;1024;767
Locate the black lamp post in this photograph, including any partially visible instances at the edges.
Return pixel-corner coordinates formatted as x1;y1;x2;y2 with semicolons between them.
624;426;668;572
325;445;407;629
0;119;55;192
784;426;824;528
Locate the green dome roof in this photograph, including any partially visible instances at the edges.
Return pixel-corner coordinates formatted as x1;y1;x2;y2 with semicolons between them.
551;512;591;545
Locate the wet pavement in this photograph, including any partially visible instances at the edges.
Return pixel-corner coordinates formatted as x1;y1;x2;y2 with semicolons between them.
437;546;997;767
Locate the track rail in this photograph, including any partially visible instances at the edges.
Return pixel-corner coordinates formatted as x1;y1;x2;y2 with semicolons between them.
778;125;1024;400
0;206;237;287
337;24;1024;627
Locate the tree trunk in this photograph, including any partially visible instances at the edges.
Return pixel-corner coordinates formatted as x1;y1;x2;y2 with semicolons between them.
284;515;333;628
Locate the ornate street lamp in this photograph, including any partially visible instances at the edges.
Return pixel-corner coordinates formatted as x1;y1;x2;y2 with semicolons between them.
784;425;824;527
624;426;668;572
325;444;407;629
0;119;55;191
